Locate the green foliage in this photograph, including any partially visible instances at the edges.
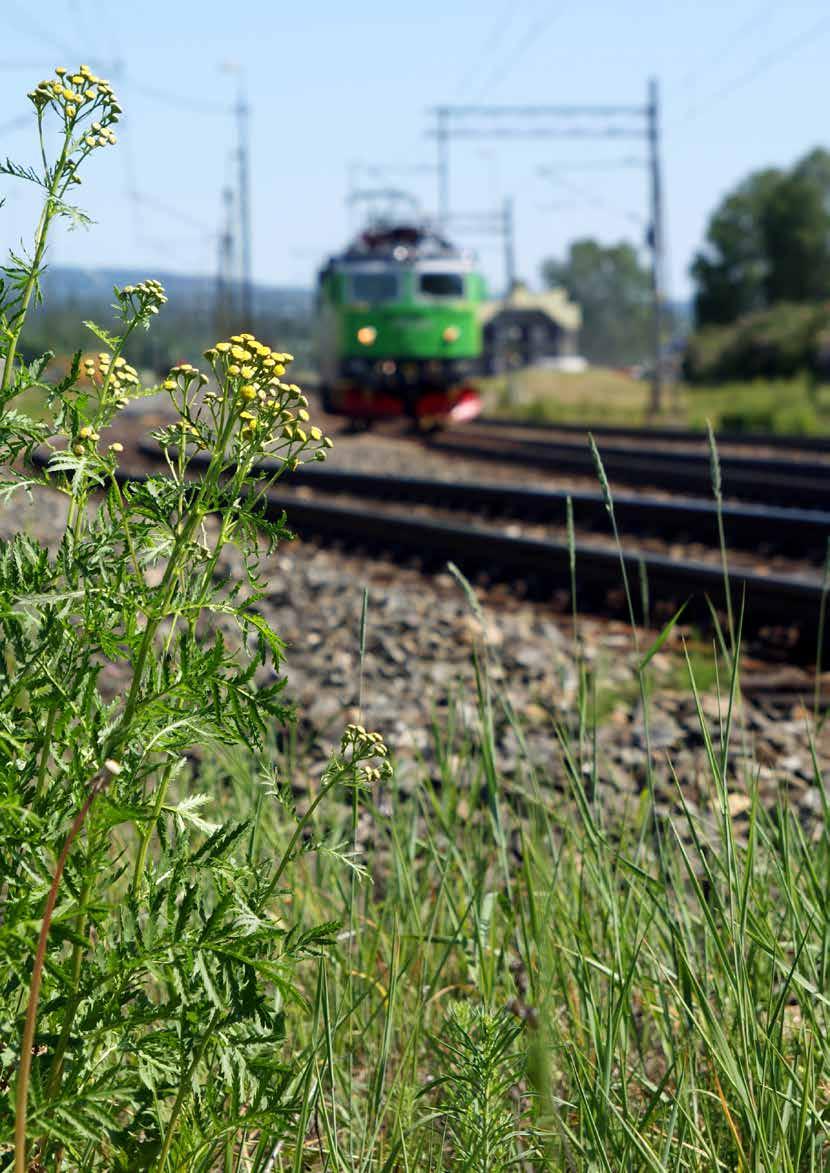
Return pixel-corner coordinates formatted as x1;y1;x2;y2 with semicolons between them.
540;238;654;366
426;1004;537;1170
692;147;830;326
0;65;387;1172
684;301;830;384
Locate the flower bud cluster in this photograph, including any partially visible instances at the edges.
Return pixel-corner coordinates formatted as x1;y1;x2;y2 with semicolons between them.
73;422;101;454
83;352;140;397
28;64;121;138
161;363;211;447
340;723;392;786
72;426;122;458
163;361;209;394
118;279;167;318
204;333;333;465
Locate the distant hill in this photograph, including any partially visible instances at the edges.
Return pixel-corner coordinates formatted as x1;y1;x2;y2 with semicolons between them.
41;266;313;317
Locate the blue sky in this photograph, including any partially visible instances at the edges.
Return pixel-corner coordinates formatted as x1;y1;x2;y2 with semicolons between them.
2;0;830;300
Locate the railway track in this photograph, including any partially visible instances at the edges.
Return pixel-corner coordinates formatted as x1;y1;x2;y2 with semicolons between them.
130;443;828;661
473;414;830;454
216;487;827;660
427;430;830;509
137;442;830;561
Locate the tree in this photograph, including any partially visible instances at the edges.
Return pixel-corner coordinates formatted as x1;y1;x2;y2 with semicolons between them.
540;238;652;366
690;169;781;325
691;149;830;326
761;170;830;303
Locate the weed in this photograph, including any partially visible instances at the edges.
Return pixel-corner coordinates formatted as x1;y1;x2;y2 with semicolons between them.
0;66;389;1171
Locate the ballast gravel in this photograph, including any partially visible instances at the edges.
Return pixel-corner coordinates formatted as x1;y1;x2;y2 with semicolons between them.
4;485;829;839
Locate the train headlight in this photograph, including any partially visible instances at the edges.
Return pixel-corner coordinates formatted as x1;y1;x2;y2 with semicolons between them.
357;325;377;345
442;325;460;343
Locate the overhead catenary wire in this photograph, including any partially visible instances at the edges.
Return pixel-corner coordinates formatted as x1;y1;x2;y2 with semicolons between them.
0;59;227;119
676;0;777;91
125;78;228;117
5;0;82;61
0;61;68;70
538;166;643;227
2;12;221;262
128;191;215;237
454;0;517;98
69;0;97;57
533;155;645;169
676;11;830;125
96;21;146;253
470;5;564;100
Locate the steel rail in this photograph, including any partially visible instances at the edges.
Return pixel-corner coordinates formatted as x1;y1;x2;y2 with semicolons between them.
129;446;826;659
473;415;830;454
136;442;830;560
259;492;825;659
461;429;830;477
427;433;830;509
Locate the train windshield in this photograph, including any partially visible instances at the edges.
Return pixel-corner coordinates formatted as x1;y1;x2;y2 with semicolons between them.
419;272;465;298
350;272;399;303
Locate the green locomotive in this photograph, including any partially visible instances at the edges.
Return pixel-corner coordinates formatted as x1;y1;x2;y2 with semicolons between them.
314;217;486;422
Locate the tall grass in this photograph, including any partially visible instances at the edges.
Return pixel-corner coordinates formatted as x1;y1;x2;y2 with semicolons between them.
194;595;830;1171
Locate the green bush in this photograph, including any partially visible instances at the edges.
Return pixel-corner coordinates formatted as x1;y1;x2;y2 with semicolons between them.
685;378;821;434
683;322;735;383
684;301;830;383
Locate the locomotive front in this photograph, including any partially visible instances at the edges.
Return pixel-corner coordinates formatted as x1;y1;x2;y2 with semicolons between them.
315;222;484;422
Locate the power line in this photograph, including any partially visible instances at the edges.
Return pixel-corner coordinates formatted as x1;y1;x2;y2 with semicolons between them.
0;61;66;70
538;166;643;226
126;78;228;117
361;163;437;178
0;57;227;117
676;0;777;91
129;192;215;237
96;14;145;252
535;156;645;169
454;0;517;98
471;5;564;99
70;0;97;56
5;0;81;60
433;104;645;116
677;12;830;124
2;14;222;262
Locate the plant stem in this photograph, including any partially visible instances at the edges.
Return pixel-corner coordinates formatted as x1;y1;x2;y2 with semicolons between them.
14;773;109;1173
108;469;141;578
67;318;142;543
132;760;175;895
1;134;71;402
119;410;236;736
41;869;93;1153
263;765;346;902
815;538;830;724
155;1012;220;1171
119;512;199;733
35;703;58;799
